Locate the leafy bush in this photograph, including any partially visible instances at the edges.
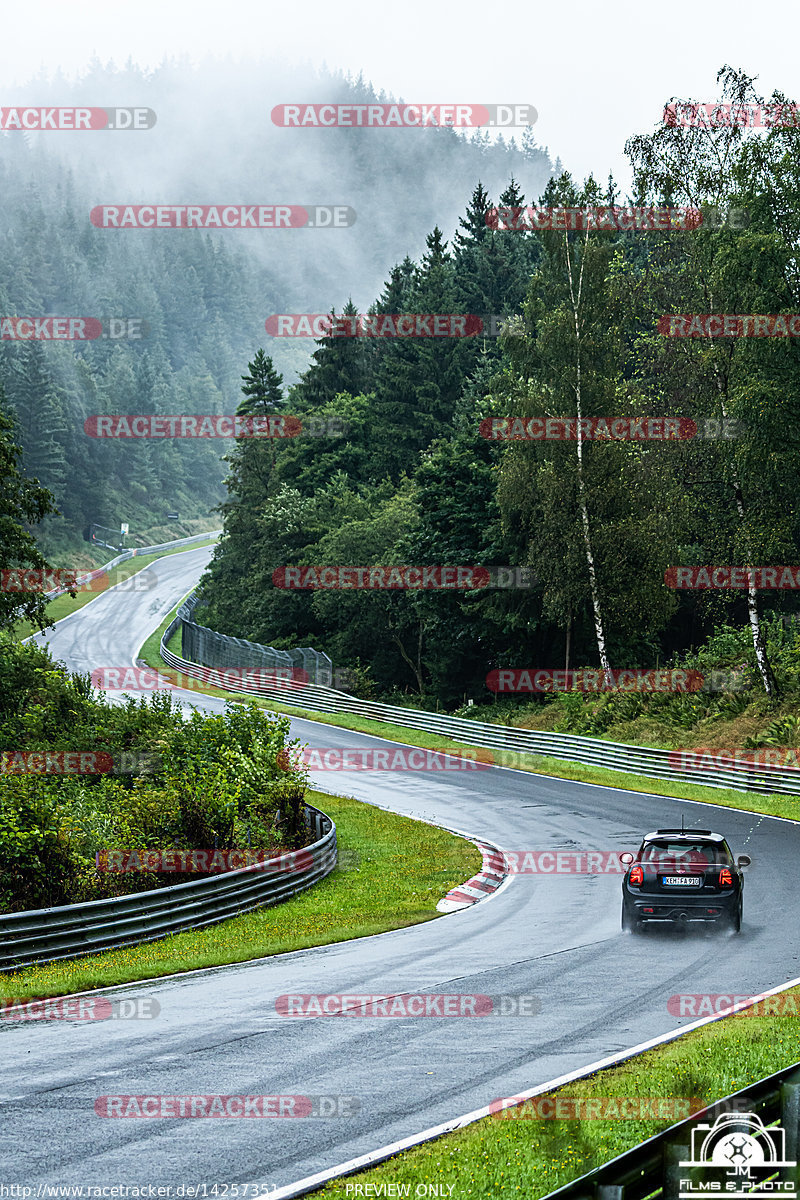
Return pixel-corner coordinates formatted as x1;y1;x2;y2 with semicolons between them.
0;641;310;912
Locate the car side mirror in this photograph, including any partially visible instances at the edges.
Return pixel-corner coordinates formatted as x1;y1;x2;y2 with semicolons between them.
619;852;634;865
737;855;751;868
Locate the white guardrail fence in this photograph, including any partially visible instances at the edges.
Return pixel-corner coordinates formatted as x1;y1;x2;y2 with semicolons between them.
160;606;800;800
0;806;335;972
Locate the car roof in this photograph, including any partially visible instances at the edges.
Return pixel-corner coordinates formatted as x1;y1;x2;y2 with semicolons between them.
643;830;725;843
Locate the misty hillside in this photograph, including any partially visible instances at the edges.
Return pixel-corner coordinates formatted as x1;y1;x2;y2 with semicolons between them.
0;59;555;557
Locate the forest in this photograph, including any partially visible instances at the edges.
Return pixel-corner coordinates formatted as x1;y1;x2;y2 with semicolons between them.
195;67;800;711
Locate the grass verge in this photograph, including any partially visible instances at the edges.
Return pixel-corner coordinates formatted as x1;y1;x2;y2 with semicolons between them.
319;986;800;1199
15;537;220;641
0;788;481;1003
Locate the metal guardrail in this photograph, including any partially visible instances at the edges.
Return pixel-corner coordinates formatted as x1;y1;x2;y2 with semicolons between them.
0;805;335;972
44;530;223;600
158;628;800;798
540;1059;800;1198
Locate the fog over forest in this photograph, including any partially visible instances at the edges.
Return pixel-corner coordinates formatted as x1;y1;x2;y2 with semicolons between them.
0;60;555;553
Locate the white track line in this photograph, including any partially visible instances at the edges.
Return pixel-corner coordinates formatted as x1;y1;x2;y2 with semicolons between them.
262;972;800;1199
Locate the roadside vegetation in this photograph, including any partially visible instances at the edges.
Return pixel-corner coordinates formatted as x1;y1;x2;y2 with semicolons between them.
0;638;310;913
0;787;480;1001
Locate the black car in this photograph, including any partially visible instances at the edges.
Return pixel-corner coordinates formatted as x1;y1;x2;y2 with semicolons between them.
621;829;750;933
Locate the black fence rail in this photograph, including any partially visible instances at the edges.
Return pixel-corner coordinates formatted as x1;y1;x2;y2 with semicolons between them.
164;591;333;689
541;1060;800;1199
0;805;335;973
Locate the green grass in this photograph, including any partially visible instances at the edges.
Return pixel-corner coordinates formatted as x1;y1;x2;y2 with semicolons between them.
320;987;800;1198
14;536;220;641
0;789;481;1002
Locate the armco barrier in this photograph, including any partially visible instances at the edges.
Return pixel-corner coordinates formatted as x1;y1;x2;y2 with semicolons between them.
43;529;223;600
0;805;335;972
539;1059;800;1198
157;624;800;798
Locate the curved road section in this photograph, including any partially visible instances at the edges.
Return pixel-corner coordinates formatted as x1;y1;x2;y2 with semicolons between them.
3;546;799;1191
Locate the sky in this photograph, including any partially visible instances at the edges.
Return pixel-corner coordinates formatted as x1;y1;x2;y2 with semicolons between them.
2;0;798;192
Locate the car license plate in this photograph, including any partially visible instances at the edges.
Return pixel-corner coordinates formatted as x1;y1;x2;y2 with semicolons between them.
662;876;702;886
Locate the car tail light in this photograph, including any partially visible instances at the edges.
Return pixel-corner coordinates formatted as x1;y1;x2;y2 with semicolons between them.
629;864;643;885
719;868;733;887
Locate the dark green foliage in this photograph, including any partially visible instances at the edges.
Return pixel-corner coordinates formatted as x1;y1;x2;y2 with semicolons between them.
0;639;308;912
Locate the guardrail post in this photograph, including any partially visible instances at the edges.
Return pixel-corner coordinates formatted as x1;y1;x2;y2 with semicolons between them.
596;1185;624;1199
663;1143;692;1200
781;1082;800;1183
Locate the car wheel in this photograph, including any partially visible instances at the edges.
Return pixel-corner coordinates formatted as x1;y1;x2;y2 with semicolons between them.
729;902;742;934
622;904;640;934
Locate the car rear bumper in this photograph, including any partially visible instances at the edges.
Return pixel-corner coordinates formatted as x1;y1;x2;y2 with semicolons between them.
624;892;738;923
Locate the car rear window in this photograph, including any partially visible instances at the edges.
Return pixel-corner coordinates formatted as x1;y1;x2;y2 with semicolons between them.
640;841;729;867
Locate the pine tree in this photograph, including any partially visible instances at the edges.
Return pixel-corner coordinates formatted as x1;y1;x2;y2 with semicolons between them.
0;383;60;632
5;344;68;506
453;183;494;252
289;300;372;411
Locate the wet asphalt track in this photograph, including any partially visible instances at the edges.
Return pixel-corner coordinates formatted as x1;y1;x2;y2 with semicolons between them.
2;546;799;1190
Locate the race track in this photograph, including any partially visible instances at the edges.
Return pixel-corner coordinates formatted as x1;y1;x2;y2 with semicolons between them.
2;547;798;1191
